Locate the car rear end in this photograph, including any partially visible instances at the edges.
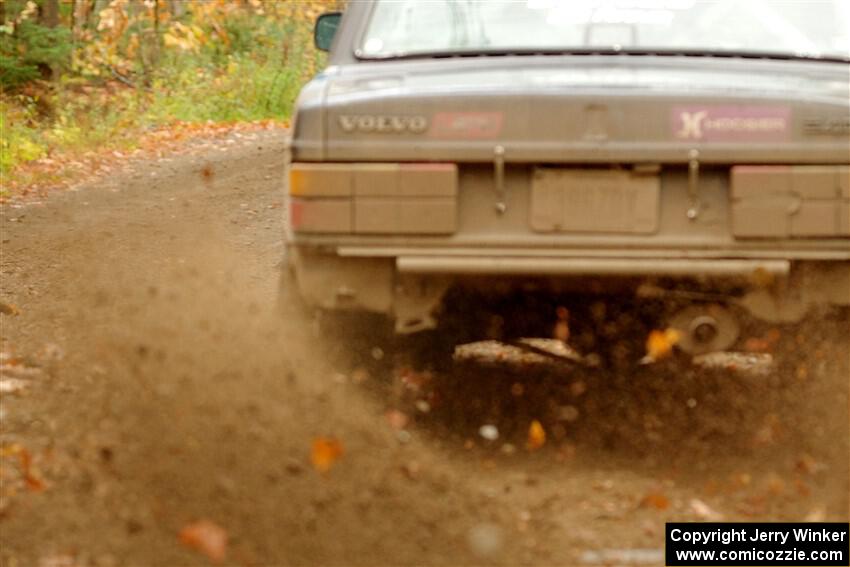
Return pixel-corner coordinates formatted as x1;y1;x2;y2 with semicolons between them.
282;0;850;351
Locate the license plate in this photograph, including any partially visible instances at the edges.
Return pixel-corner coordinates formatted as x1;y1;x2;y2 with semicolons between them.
530;168;659;234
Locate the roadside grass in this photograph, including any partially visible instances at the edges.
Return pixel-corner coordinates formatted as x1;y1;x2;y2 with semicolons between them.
1;18;320;200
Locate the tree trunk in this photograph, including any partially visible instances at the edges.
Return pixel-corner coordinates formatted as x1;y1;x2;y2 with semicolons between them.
154;0;160;48
87;0;96;28
73;0;90;37
140;0;162;85
38;0;61;80
169;0;185;19
40;0;61;28
93;0;110;22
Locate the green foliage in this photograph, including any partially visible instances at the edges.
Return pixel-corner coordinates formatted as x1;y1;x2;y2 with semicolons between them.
145;14;314;124
1;1;328;181
0;21;72;90
146;54;300;123
0;97;48;178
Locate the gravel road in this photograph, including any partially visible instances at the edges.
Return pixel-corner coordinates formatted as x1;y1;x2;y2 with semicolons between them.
1;130;847;566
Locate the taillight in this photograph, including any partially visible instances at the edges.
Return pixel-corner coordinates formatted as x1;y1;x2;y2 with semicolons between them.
731;165;849;238
288;163;458;234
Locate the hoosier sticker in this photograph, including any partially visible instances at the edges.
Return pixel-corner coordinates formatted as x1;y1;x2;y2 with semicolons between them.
672;105;791;142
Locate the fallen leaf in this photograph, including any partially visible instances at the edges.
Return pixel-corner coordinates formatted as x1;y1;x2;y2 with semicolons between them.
385;409;409;430
0;364;43;378
690;498;722;520
764;473;786;496
2;444;47;492
19;447;46;492
639;491;670;510
0;302;19;316
397;367;432;391
400;461;420;480
744;337;771;352
765;328;782;344
311;437;343;473
179;519;228;563
350;367;369;384
731;472;752;489
796;454;823;476
201;164;215;183
527;419;546;450
285;458;304;475
24;472;46;492
640;328;681;364
0;378;29;394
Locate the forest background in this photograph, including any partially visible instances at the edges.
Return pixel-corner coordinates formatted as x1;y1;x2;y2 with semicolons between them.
0;0;338;196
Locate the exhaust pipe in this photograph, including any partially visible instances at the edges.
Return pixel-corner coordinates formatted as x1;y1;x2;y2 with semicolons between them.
670;304;739;355
689;315;720;345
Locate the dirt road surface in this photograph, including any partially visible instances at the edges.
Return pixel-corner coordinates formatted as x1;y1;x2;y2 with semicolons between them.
1;130;847;566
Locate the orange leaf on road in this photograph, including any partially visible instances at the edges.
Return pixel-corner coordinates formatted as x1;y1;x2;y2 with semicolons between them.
2;444;46;492
385;409;409;430
311;437;344;473
179;519;228;563
527;420;546;451
640;328;681;364
639;491;670;510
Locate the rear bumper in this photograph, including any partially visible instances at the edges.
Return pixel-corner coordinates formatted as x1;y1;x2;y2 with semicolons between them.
395;256;790;278
286;242;850;332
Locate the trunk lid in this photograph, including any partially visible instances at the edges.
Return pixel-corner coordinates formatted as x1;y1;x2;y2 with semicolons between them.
309;55;850;164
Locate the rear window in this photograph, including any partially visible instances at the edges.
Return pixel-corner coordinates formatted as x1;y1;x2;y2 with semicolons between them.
358;0;850;61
